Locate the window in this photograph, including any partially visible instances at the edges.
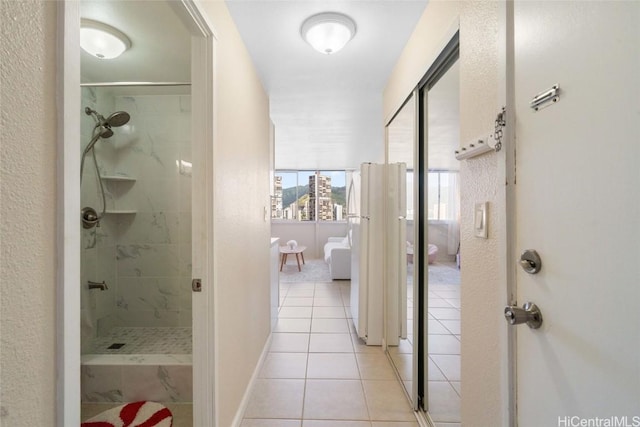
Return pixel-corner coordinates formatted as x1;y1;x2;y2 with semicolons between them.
317;171;346;221
427;171;459;221
272;170;347;221
272;171;312;220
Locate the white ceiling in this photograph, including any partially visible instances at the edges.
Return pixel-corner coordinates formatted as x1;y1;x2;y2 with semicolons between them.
80;1;464;172
226;0;429;170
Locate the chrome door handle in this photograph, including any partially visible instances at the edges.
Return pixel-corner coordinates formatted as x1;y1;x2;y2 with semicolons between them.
504;302;543;329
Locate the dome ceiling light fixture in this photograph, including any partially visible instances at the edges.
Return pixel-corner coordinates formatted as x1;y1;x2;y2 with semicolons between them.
300;12;357;55
80;18;131;59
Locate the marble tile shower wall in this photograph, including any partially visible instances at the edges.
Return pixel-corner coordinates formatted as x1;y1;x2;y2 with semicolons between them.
81;87;118;352
80;89;192;352
113;94;192;330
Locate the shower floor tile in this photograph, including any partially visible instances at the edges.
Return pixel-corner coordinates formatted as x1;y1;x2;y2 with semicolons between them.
88;327;192;354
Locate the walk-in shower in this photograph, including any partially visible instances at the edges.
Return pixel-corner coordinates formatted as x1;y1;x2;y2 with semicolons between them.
80;107;130;229
78;0;194;419
80;84;193;407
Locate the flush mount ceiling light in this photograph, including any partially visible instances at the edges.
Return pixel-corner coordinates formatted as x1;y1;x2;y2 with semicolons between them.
301;12;357;55
80;18;131;59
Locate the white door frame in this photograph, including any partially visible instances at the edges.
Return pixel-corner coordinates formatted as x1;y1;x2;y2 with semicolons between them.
55;1;217;425
499;0;519;424
498;1;518;426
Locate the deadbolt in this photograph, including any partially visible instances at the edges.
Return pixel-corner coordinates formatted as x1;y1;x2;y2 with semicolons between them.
504;302;543;329
520;249;542;274
192;278;202;292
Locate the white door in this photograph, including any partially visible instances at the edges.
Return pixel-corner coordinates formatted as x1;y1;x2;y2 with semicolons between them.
353;163;386;344
512;1;640;424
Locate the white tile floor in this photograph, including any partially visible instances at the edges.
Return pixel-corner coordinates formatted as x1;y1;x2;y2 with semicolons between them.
82;270;460;427
427;263;461;426
241;280;419;427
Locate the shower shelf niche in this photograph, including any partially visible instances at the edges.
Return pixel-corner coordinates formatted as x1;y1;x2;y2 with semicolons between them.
101;175;137;214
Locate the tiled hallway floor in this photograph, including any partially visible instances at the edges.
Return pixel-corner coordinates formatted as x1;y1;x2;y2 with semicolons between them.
427;277;461;425
241;280;419;427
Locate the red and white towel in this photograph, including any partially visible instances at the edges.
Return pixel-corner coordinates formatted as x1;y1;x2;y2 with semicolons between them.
81;401;173;427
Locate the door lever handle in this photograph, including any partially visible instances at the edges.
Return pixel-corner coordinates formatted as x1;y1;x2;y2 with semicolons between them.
504;302;543;329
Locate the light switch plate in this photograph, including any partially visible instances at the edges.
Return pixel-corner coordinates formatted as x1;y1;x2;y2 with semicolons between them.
474;202;488;239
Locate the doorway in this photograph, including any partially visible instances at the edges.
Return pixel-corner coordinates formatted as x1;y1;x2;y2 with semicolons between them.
58;1;216;425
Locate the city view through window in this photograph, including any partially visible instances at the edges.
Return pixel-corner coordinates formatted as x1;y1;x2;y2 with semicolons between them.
271;169;456;222
272;171;347;221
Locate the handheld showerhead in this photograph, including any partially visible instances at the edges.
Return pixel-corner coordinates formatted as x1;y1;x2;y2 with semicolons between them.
80;107;131;230
85;107;103;125
100;127;114;139
80;107;130;178
85;107;130;129
105;111;130;127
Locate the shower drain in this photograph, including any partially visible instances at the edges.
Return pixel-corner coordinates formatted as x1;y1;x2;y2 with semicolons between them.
107;343;126;350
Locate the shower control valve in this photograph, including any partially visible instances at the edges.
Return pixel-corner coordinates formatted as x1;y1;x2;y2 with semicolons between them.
82;206;100;229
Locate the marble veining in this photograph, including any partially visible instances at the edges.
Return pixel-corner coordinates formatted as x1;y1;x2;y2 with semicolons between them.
81;353;193;403
80;325;193;403
82;353;192;366
81;90;192;359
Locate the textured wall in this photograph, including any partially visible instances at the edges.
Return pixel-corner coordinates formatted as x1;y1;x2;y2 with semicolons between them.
198;2;272;426
0;1;58;425
458;2;507;425
2;1;270;425
384;1;508;425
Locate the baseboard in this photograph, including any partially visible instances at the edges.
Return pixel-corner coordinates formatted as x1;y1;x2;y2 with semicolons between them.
230;333;273;427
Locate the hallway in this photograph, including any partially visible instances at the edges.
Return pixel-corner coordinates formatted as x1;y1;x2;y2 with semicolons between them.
241;280;418;426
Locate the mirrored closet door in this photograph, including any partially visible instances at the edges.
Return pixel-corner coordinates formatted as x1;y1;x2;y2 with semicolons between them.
385;93;418;407
385;33;460;423
418;36;461;423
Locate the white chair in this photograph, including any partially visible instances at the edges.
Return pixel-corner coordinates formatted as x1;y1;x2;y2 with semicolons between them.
323;235;351;280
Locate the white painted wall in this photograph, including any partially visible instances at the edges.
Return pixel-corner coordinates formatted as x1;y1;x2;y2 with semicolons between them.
457;4;507;424
384;1;507;425
0;2;58;425
197;2;272;426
